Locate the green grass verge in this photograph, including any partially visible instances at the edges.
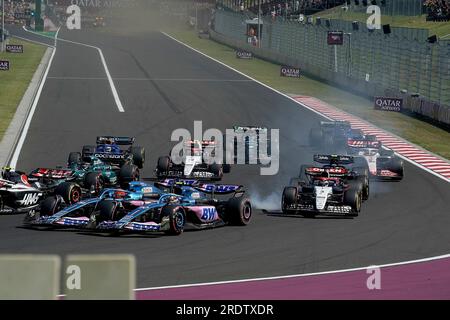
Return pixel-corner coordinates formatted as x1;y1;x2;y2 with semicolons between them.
0;39;46;140
167;29;450;160
313;8;450;38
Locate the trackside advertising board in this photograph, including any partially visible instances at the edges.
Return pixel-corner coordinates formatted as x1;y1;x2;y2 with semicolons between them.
280;66;300;78
327;31;344;45
374;97;403;112
6;45;24;53
0;60;10;71
236;50;253;59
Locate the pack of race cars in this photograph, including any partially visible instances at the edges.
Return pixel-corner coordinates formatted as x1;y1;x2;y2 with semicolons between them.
279;120;404;218
0;122;404;233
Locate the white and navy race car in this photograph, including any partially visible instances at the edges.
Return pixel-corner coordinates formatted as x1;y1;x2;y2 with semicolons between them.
347;136;404;180
156;140;230;180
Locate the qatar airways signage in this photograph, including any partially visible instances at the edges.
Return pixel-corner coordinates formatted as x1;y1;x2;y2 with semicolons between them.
64;0;139;8
374;97;403;112
0;60;10;71
280;66;300;78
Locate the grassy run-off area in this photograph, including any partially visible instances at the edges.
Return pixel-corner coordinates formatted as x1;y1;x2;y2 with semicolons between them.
0;39;46;140
168;29;450;160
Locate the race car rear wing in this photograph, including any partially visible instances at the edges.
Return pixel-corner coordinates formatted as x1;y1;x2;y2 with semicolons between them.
347;139;381;149
304;166;348;177
96;136;135;145
233;126;268;132
319;120;351;128
29;168;75;179
314;154;354;165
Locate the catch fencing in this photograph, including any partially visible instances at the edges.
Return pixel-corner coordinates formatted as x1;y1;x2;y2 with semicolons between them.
212;9;450;125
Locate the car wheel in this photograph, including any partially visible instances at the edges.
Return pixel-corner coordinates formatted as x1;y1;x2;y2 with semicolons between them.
84;172;104;194
131;146;145;169
68;152;82;166
225;196;252;226
119;164;139;188
162;205;185;235
282;187;297;213
55;182;82;205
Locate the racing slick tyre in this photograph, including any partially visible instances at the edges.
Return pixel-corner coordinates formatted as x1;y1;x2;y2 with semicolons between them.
68;152;82;166
390;157;404;178
162;205;186;236
344;183;362;216
84;172;104;195
282;187;297;214
309;127;322;146
210;163;223;180
131;146;145;169
55;182;82;205
354;167;370;201
157;156;171;176
40;196;61;217
82;145;96;162
119;164;139;188
226;196;252;226
97;200;117;222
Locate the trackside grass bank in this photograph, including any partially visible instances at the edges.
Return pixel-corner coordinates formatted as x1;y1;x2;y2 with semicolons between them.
0;39;46;141
166;29;450;160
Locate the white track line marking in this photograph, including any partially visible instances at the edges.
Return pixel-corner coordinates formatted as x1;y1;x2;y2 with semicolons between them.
9;28;60;168
136;253;450;291
56;37;125;113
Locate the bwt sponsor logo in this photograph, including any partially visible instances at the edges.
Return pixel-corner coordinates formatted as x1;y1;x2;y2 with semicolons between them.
171;121;279;176
374;97;403;112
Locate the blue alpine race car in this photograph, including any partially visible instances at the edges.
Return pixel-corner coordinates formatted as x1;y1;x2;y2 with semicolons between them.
24;179;252;235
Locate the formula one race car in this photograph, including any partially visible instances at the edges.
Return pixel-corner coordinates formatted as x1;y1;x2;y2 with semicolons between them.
347;135;404;180
65;153;140;191
75;136;145;169
25;179;252;236
93;16;106;27
227;126;272;164
0;168;82;214
282;155;369;217
156;140;229;180
309;121;363;152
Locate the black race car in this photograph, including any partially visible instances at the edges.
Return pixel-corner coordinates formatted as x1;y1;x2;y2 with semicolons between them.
0;168;82;214
309;121;363;152
282;155;369;217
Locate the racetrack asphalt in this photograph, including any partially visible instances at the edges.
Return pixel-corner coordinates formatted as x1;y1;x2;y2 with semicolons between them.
1;26;450;288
